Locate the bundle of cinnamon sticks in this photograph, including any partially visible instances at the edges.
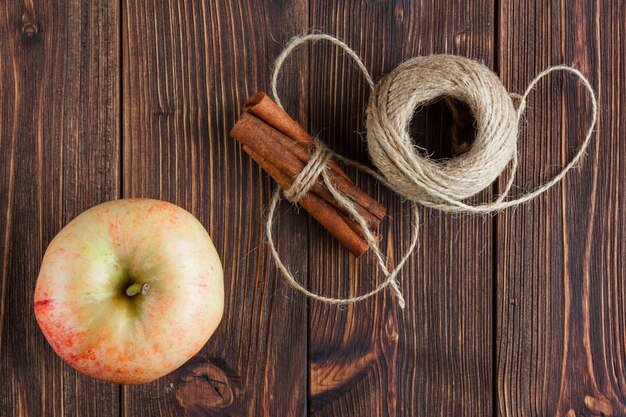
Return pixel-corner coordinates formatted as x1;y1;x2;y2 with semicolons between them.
230;92;386;257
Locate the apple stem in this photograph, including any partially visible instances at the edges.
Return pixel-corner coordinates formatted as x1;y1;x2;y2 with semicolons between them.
126;283;149;297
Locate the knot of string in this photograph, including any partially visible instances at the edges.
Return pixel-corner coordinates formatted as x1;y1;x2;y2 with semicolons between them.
266;33;597;309
283;139;332;203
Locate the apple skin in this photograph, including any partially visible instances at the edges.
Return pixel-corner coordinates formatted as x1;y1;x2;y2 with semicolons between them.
34;199;224;384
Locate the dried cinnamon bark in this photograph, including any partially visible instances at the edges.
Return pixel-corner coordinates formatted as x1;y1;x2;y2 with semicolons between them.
235;113;382;229
244;92;353;182
230;92;386;257
243;146;369;257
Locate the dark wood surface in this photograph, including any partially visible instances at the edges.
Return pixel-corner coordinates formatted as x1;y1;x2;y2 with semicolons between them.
0;1;624;416
497;1;626;416
0;0;120;416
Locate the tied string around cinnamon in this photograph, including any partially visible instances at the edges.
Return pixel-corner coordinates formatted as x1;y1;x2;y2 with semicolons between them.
244;33;598;309
265;137;416;308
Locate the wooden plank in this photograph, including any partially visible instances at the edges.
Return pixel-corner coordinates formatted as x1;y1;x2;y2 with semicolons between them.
0;0;120;415
122;0;308;415
497;1;626;416
306;2;495;416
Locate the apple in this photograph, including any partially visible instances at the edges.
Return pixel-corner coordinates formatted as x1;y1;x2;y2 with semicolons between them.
34;199;223;384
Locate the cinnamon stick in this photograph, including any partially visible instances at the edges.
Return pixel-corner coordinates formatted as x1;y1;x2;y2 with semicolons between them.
234;112;385;226
244;93;386;221
243;146;369;257
254;123;382;228
231;93;388;257
242;145;371;242
244;92;351;181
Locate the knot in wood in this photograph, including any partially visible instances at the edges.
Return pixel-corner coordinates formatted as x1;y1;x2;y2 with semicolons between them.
21;23;38;38
175;362;234;412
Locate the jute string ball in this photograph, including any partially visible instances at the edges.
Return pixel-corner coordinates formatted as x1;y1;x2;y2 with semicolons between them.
267;33;597;308
367;55;518;205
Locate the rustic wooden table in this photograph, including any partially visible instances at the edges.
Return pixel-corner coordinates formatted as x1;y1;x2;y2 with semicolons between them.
1;1;624;416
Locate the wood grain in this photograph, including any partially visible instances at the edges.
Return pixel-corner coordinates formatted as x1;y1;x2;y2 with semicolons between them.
122;0;308;415
0;0;120;415
1;0;625;416
497;1;626;416
304;1;495;416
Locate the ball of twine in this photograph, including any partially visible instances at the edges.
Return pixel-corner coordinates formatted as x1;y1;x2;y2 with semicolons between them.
267;33;597;308
367;54;518;207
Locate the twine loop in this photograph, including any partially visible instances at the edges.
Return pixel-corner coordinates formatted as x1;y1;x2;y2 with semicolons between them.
267;33;597;308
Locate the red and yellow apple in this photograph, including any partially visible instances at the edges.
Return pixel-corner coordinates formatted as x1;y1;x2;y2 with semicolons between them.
34;199;223;384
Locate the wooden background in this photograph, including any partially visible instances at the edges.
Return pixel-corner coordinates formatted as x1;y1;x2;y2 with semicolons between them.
1;0;624;416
